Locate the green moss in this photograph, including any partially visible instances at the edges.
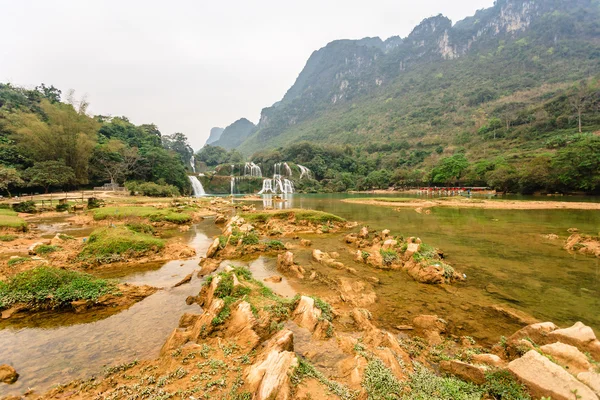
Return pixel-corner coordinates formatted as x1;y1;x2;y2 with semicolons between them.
125;222;156;235
79;226;164;259
0;266;117;309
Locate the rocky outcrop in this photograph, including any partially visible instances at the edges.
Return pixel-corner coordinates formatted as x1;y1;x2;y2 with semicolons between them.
206;237;220;258
277;251;305;279
547;322;600;360
413;314;447;345
246;329;297;400
312;249;344;269
565;233;600;258
540;342;593;374
508;350;598;400
439;360;487;385
0;364;18;384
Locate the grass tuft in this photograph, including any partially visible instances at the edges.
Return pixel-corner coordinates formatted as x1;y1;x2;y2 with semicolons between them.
79;226;164;259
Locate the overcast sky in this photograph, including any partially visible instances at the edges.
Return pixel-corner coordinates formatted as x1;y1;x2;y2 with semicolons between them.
0;0;494;150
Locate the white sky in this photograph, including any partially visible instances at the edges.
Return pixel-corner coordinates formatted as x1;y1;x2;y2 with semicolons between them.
0;0;494;150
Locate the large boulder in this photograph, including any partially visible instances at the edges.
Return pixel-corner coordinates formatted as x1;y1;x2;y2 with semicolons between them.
358;226;369;239
246;329;297;400
540;342;593;374
508;321;558;344
508;350;598;400
413;315;447;345
578;372;600;396
0;365;18;384
292;296;322;332
547;322;600;361
439;360;487;385
206;237;220;258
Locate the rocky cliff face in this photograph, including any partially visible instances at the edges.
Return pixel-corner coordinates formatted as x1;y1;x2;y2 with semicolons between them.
205;127;224;145
221;0;598;152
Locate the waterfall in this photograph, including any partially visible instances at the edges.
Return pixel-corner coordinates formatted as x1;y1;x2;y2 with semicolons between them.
188;176;205;197
244;162;262;177
297;164;311;179
190;156;196;173
258;174;294;195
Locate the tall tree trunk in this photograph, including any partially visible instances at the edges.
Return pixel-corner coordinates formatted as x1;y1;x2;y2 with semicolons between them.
578;109;582;133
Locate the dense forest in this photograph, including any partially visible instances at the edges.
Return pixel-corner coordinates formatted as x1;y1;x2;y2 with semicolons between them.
0;84;194;197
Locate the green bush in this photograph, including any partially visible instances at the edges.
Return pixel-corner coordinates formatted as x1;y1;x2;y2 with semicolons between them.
125;181;180;197
56;203;70;212
0;267;117;308
241;232;259;245
12;201;37;213
266;240;285;250
87;197;104;209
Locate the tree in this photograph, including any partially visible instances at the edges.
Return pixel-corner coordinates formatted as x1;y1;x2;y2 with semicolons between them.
552;136;600;191
486;165;519;193
162;132;193;166
518;155;555;194
9;100;98;184
25;160;76;193
0;166;24;197
196;145;229;167
431;154;470;185
91;139;141;187
35;84;61;103
569;81;588;133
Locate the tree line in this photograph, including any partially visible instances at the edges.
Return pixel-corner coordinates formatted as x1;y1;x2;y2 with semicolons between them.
0;83;195;197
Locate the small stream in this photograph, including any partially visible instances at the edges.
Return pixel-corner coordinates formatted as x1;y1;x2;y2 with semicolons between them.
0;220;220;396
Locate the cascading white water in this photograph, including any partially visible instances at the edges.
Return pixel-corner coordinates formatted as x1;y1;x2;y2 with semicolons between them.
258;162;297;194
297;164;311;179
188;176;205;197
244;162;262;177
190;156;196;173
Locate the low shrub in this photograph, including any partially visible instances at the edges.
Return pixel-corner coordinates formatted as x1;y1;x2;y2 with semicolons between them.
266;240;285;250
87;197;104;209
241;232;259;245
55;203;70;212
12;201;37;214
0;267;117;308
125;181;180;197
380;249;398;265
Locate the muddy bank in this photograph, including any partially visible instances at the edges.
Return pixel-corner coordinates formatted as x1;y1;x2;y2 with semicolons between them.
343;197;600;210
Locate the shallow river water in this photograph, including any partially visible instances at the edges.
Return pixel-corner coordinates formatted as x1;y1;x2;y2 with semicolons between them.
1;194;599;395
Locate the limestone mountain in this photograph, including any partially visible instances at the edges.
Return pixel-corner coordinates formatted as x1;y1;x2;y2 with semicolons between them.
210;118;256;150
205;127;224;145
221;0;599;155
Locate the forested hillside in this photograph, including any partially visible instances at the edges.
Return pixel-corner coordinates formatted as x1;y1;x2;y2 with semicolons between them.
208;0;600;193
0;84;194;196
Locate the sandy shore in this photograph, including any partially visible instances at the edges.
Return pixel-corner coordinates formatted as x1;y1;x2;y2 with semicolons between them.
342;198;600;210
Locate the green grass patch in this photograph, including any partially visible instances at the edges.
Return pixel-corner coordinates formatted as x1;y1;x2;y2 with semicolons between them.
240;209;345;224
266;240;285;250
92;206;192;224
125;222;156;235
79;226;165;259
379;249;398;265
35;244;61;254
0;209;27;231
362;358;404;400
406;363;483;400
0;266;117;309
483;369;531;400
0;234;17;242
311;296;333;322
7;257;29;267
